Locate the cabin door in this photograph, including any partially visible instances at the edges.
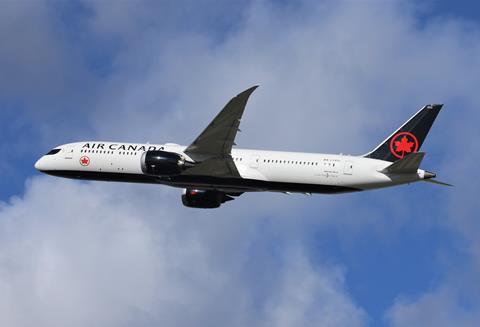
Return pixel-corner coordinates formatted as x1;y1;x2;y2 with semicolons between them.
249;155;260;168
64;145;75;159
343;160;353;175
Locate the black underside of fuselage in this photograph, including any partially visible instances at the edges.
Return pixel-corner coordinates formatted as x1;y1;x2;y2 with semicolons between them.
40;170;361;194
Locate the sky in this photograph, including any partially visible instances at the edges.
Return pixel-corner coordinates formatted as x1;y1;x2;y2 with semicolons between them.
0;0;480;326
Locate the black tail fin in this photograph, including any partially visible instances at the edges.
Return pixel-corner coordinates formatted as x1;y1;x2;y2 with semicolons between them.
364;104;442;162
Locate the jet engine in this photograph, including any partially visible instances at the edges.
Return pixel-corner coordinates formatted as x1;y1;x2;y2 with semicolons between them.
141;150;188;176
181;189;234;208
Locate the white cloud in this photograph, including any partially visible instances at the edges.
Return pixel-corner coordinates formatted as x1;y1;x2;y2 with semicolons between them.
387;287;480;327
80;1;480;325
260;251;366;327
0;177;366;327
2;0;480;326
84;0;480;158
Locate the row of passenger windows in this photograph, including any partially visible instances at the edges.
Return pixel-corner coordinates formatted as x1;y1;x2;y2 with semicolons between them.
263;159;335;166
233;156;336;167
80;149;138;156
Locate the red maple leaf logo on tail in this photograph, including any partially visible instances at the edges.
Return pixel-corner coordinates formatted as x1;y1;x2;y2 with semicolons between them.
394;136;414;154
389;132;419;159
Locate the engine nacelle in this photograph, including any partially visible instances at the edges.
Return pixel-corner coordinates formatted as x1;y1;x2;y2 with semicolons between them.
141;150;186;176
181;189;233;209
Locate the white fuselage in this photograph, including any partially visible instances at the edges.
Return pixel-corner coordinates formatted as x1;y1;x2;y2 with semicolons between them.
34;141;428;194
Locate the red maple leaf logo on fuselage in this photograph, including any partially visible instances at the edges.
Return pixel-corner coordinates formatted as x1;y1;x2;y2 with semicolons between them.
80;156;90;166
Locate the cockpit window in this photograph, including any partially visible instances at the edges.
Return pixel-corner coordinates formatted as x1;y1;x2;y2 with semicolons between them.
46;149;61;155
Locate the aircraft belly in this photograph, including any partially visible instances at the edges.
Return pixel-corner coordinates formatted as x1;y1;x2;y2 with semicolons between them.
165;175;359;194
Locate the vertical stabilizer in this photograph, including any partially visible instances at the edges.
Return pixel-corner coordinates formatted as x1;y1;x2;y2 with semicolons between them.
364;104;442;162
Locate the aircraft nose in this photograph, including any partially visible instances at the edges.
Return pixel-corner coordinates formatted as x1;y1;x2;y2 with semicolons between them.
34;156;46;171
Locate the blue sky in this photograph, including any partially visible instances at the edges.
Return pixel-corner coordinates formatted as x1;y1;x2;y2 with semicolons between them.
1;1;480;326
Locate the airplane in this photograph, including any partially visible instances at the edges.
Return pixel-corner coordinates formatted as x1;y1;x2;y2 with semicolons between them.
35;86;450;208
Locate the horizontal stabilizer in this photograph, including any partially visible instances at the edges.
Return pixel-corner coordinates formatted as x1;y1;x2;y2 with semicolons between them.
423;179;453;187
381;152;425;174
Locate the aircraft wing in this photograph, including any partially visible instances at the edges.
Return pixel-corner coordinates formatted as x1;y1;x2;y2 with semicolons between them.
184;86;258;162
182;86;258;177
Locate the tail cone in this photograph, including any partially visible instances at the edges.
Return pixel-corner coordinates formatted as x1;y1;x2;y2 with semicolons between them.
424;171;436;179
